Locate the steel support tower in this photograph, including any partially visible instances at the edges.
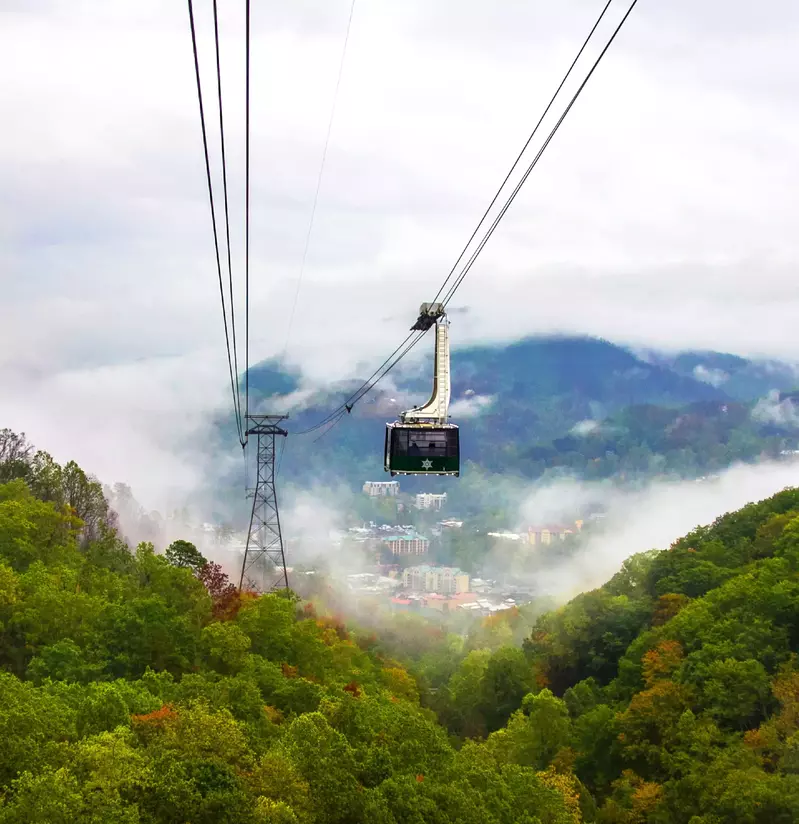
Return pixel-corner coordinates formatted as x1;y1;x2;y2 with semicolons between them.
239;414;289;593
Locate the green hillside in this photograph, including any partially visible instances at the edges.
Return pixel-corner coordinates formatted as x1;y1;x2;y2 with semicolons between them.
362;488;799;822
5;429;799;820
0;436;584;823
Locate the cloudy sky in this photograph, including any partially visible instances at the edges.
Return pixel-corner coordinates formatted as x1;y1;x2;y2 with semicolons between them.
3;0;799;502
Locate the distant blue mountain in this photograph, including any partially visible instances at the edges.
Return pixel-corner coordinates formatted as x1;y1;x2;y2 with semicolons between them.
643;349;799;401
229;336;799;493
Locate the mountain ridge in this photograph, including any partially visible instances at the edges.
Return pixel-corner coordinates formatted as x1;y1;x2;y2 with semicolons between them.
228;335;799;491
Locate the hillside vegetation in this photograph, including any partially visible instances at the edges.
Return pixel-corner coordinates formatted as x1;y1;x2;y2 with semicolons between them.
0;430;586;823
4;427;799;821
399;485;799;822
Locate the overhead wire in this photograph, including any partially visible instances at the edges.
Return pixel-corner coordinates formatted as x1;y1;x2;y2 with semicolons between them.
430;0;615;306
244;0;251;432
275;436;287;477
292;329;424;436
279;329;422;469
294;0;640;435
186;0;245;446
211;0;245;443
281;0;357;363
311;410;348;444
309;328;427;443
439;0;640;309
343;330;428;411
242;0;252;497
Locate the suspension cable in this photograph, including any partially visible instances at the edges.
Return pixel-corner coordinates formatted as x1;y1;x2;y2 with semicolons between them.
440;0;640;309
294;0;640;432
245;0;251;429
293;329;424;435
212;0;244;441
430;0;615;306
309;328;428;441
187;0;244;445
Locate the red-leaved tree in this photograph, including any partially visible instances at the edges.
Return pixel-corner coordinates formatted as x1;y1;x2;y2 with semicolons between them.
197;562;245;620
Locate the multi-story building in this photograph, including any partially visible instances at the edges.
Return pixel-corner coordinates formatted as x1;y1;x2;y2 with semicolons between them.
527;523;580;545
402;564;470;594
382;533;429;556
415;492;447;511
363;481;400;497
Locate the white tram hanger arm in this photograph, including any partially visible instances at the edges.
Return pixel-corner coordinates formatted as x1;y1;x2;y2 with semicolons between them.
401;303;451;425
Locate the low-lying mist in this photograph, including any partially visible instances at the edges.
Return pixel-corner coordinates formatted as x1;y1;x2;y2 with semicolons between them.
515;458;799;601
67;427;799;620
271;457;799;619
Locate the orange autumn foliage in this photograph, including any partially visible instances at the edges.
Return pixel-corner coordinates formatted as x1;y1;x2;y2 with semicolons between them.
320;627;339;647
535;766;582;823
773;669;799;734
131;704;177;727
602;770;664;823
214;589;251;621
651;593;690;627
743;728;768;750
534;667;551;690
617;681;692;755
641;640;684;687
381;666;419;703
631;780;663;817
315;614;349;641
263;705;284;725
624;680;689;720
356;632;378;651
343;681;362;699
131;704;177;744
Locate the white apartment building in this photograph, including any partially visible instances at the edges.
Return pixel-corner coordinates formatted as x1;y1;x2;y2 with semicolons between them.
382;534;429;556
414;492;447;511
402;564;470;594
363;481;400;497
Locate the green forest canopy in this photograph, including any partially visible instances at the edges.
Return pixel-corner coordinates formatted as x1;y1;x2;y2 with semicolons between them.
3;427;799;822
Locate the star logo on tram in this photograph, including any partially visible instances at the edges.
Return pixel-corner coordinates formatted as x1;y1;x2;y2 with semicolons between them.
421;459;433;469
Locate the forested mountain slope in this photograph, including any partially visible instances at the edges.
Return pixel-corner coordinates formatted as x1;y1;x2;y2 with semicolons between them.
0;432;588;823
397;485;799;822
5;427;799;821
239;336;799;491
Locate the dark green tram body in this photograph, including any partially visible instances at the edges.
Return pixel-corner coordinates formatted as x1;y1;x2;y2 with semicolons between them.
384;423;460;476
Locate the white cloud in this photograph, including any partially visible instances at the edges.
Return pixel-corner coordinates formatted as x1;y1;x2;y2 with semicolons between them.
693;364;729;387
449;394;494;418
570;419;601;436
752;390;799;428
5;0;799;509
279;484;372;575
0;349;234;510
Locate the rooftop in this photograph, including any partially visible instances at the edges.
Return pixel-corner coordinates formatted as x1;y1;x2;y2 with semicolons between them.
405;564;467;576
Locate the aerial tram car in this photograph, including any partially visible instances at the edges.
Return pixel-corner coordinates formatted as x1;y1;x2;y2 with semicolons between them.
384;302;460;477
